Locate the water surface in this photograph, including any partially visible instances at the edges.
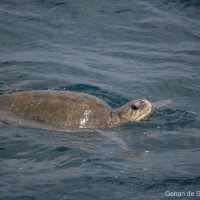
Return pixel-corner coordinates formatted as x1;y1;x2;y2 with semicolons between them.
0;0;200;199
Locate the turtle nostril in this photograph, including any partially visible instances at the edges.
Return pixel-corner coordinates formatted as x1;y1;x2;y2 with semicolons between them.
131;104;139;110
141;99;146;104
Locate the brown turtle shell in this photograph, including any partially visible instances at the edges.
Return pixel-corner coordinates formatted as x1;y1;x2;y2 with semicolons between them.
0;90;113;130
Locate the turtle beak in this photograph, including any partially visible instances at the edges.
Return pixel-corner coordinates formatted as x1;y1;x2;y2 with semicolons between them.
135;99;152;121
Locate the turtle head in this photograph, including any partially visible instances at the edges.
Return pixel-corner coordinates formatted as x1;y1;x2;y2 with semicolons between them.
113;99;152;126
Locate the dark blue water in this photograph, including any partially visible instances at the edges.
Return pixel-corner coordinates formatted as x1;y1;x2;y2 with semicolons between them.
0;0;200;199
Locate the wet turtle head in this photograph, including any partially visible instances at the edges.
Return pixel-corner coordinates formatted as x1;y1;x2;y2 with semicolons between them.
112;99;152;126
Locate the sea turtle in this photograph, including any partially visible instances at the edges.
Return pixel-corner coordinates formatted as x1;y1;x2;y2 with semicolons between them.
0;90;152;131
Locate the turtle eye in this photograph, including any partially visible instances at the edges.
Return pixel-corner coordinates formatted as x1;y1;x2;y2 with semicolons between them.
131;104;139;110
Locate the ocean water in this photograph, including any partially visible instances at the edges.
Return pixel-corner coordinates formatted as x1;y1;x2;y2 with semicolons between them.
0;0;200;199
